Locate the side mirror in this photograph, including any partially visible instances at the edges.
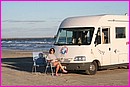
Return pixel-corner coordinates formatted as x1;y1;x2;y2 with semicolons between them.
54;35;57;39
94;40;98;47
94;36;101;47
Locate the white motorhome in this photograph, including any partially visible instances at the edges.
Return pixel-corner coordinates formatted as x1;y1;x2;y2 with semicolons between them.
54;14;129;75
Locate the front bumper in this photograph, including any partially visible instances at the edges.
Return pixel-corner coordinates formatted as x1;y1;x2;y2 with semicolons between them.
61;62;91;71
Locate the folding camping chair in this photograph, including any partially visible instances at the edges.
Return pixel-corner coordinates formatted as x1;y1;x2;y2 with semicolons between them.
45;58;63;76
45;59;56;76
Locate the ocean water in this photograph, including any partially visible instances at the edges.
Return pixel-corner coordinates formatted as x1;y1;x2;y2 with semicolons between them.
2;38;55;52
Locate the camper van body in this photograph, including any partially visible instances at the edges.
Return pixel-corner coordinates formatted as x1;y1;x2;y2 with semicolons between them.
54;15;129;75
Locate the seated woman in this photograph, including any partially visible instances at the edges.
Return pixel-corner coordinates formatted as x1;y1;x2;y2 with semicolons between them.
47;48;67;76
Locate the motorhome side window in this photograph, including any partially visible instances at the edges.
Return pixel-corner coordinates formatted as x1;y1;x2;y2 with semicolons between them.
102;28;110;44
115;27;126;38
55;27;95;45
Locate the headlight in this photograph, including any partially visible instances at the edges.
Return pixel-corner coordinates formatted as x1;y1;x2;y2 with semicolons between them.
74;56;86;61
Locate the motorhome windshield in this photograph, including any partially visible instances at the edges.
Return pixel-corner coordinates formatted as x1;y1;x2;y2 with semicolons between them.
55;27;95;45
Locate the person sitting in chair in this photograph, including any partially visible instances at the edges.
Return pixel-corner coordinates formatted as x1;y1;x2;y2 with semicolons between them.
47;48;67;76
36;53;47;66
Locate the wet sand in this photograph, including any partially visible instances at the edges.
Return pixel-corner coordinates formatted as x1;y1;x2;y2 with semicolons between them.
1;50;129;86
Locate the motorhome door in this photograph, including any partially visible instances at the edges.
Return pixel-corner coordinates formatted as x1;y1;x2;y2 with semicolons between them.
94;27;111;66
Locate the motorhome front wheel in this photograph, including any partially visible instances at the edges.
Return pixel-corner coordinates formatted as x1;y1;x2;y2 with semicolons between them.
85;61;97;75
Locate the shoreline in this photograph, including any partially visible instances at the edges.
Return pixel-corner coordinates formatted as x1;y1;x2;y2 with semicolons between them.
2;37;54;40
2;49;48;52
2;49;48;58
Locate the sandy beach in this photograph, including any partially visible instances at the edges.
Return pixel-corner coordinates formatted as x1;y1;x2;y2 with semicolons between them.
1;50;129;86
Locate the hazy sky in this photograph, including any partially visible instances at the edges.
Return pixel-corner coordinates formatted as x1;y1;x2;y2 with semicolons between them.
2;1;128;38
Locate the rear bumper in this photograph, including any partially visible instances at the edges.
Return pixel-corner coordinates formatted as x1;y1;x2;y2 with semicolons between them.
61;62;91;71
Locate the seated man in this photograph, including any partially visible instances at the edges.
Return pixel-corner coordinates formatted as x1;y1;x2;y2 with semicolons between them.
36;53;46;65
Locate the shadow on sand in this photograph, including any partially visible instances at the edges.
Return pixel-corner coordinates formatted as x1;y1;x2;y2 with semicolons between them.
2;57;45;73
3;57;126;75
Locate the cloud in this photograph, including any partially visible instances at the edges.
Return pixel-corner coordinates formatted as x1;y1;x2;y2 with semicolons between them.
2;20;46;23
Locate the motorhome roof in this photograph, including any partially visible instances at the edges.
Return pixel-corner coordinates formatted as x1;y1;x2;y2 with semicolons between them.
59;14;128;28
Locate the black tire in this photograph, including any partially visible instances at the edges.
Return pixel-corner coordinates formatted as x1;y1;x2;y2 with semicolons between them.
85;61;97;75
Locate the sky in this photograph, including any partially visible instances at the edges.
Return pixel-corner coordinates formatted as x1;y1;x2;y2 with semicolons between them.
2;1;128;38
